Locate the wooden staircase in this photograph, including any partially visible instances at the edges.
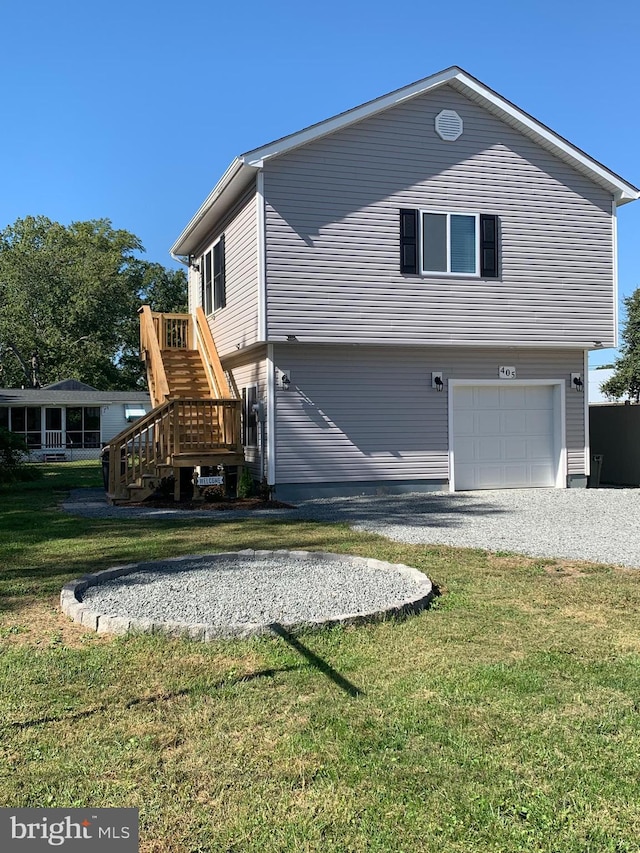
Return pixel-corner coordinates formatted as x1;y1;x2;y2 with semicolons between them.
162;350;212;399
105;307;243;503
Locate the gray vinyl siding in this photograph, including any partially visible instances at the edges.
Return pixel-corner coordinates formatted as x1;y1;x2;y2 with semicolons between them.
264;84;615;347
194;185;259;357
273;345;585;486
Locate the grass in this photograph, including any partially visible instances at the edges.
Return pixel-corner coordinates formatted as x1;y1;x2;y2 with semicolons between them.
1;462;640;851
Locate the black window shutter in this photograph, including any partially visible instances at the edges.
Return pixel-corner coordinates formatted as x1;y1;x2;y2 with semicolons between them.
480;214;499;278
213;235;226;310
400;209;418;274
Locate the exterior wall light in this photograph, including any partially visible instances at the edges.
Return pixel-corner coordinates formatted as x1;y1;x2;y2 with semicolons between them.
280;370;291;391
571;373;583;392
432;372;444;391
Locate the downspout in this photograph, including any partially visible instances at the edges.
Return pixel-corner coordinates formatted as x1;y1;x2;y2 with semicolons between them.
257;170;276;488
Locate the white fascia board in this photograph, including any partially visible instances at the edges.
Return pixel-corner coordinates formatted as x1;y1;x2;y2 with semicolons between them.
242;66;639;204
454;73;640;205
170;159;258;256
171;66;639;257
241;67;463;165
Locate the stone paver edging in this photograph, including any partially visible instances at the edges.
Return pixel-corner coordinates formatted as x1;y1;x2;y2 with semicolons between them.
60;549;434;640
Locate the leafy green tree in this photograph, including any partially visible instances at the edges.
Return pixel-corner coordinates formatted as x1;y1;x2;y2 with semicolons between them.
0;216;186;389
601;288;640;403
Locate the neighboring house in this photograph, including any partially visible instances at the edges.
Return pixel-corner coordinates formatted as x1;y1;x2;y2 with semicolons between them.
0;379;151;461
163;66;639;499
588;369;615;404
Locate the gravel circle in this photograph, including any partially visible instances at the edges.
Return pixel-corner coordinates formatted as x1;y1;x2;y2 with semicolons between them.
67;551;433;638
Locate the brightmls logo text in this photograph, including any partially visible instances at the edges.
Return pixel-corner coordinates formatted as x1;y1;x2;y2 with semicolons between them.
1;808;138;851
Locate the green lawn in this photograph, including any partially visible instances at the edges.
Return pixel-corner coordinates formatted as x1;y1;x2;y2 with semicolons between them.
1;462;640;852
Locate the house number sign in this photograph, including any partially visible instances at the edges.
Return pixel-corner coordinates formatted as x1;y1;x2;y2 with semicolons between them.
499;366;517;379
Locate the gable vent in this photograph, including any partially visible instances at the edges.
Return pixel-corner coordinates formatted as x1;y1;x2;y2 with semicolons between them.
435;109;463;141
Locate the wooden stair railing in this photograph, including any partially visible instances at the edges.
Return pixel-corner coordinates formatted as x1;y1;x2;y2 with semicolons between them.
105;307;242;502
194;306;232;398
139;306;170;407
107;398;242;502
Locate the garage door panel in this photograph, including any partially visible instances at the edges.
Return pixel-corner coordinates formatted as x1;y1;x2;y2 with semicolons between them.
529;437;553;459
454;437;476;459
530;464;555;486
478;437;502;460
454;410;476;435
504;438;527;459
499;387;526;408
453;384;558;490
524;386;554;407
455;387;476;408
502;411;527;433
476;411;501;433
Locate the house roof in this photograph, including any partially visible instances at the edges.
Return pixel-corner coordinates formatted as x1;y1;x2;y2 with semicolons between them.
171;66;640;256
43;379;98;392
0;388;150;406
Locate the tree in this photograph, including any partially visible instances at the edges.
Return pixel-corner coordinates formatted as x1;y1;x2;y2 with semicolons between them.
601;288;640;403
0;216;187;389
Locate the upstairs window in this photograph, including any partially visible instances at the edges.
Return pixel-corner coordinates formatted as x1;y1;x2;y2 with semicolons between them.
423;212;477;275
400;209;499;278
202;250;212;315
200;234;226;316
213;236;226;311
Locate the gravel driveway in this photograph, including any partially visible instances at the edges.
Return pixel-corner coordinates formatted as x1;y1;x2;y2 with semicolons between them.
62;487;640;568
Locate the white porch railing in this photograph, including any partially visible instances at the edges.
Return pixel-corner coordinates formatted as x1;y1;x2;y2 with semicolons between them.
44;430;64;448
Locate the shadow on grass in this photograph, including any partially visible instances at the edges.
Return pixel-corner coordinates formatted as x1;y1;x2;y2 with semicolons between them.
5;665;303;730
270;623;364;698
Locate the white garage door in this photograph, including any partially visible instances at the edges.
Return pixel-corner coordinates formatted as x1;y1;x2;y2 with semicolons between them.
452;384;557;490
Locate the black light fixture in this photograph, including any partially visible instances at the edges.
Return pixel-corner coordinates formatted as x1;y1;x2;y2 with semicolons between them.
432;372;444;392
281;371;291;391
571;373;583;392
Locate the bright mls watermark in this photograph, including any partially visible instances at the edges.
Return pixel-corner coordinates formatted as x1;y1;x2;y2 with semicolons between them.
0;808;138;850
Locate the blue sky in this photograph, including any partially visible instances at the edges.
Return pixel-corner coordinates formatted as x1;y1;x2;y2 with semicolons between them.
1;0;638;366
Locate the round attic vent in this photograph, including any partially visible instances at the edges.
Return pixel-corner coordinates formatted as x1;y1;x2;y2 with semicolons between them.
435;109;463;141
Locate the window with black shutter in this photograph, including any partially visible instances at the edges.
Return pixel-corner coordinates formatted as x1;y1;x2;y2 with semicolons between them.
400;209;499;278
213;235;226;311
201;250;212;315
480;214;499;278
400;209;418;274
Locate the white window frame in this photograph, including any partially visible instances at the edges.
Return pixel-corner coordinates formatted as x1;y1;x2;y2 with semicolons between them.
200;233;225;316
420;210;480;277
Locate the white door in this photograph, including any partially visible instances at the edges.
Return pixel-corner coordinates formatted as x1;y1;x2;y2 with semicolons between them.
452;384;557;490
